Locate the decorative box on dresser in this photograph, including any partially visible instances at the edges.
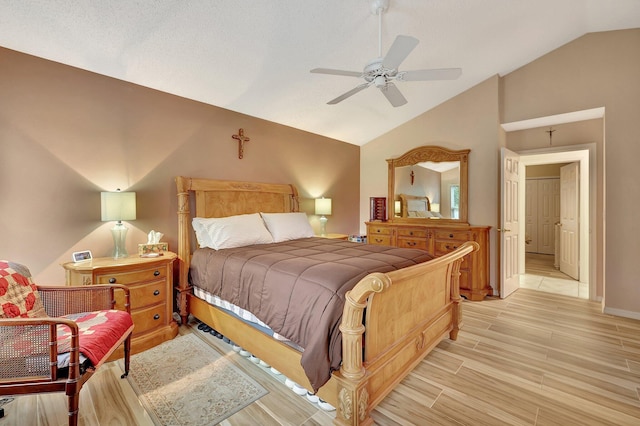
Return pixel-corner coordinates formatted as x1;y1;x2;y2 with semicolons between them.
62;252;179;357
367;222;491;301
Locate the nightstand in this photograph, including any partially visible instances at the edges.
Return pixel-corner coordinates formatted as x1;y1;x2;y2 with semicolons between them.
316;233;349;240
62;252;179;357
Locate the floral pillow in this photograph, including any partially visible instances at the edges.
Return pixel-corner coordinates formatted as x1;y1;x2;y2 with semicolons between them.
0;260;47;318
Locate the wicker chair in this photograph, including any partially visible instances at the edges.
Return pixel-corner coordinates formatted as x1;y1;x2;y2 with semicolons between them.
0;264;133;426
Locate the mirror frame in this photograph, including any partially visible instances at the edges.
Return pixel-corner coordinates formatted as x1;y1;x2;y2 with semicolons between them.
387;145;470;224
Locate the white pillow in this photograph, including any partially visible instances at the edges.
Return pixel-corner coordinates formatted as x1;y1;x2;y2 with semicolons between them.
260;212;314;242
192;214;274;250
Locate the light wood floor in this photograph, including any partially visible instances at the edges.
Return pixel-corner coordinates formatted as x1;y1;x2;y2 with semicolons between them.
2;289;639;425
523;252;589;299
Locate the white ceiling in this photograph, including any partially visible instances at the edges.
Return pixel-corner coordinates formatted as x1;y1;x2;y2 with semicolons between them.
1;1;639;146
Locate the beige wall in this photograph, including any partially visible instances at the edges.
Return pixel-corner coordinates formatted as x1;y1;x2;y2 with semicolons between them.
525;164;567;178
363;28;640;318
0;47;360;285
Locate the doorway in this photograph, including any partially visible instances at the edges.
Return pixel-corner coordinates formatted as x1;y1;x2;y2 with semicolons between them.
519;147;593;299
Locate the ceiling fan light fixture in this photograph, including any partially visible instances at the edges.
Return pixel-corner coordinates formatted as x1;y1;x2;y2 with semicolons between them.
374;75;387;88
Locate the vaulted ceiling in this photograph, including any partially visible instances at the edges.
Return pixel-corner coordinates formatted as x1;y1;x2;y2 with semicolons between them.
1;1;639;146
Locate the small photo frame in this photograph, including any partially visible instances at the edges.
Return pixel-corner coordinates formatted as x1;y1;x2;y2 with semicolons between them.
72;250;93;262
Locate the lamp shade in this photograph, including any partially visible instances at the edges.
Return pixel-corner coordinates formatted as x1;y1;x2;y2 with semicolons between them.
430;203;440;213
315;197;332;216
101;191;137;222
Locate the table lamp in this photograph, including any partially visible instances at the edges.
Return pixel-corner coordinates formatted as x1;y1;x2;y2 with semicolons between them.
315;197;332;236
101;189;137;258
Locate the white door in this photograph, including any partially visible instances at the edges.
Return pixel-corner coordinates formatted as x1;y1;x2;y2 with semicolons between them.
500;148;521;298
525;180;538;253
560;163;579;279
537;178;560;255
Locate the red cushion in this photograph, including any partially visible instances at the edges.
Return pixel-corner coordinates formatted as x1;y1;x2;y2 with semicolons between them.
57;310;134;366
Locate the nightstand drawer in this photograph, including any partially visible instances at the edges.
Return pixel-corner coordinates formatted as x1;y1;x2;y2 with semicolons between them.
115;281;166;310
132;304;167;335
369;235;392;246
95;265;166;285
131;281;166;309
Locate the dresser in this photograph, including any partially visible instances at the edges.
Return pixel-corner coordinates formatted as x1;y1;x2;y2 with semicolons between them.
367;222;491;301
62;252;179;357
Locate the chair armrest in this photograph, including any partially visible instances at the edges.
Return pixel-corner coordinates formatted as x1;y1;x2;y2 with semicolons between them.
0;317;81;382
37;284;131;317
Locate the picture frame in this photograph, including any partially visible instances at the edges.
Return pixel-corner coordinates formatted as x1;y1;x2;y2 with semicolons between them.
72;250;93;262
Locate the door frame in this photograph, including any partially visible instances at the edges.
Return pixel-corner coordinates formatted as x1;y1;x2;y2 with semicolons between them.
518;144;595;299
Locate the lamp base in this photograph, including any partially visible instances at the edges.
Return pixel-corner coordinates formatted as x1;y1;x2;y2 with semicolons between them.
111;222;129;259
319;216;328;236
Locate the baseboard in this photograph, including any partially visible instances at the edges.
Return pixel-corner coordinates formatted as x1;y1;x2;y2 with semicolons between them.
602;306;640;321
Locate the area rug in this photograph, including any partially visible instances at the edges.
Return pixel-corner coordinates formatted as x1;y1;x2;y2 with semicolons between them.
122;333;268;426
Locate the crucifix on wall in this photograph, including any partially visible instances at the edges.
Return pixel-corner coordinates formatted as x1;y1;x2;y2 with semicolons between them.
546;127;556;146
232;128;250;159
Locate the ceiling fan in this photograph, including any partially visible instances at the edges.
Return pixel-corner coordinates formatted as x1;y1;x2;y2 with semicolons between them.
311;0;462;107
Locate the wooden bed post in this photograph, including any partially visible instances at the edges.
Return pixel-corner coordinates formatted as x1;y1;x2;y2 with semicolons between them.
450;241;478;340
334;272;391;426
175;176;192;326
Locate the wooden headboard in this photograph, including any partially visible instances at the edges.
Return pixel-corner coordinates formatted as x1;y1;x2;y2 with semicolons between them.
399;193;431;218
175;176;300;300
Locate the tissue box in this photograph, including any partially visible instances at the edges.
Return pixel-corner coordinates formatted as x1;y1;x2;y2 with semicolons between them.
138;242;168;255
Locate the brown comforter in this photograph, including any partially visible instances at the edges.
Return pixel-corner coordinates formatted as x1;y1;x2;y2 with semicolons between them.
189;237;433;391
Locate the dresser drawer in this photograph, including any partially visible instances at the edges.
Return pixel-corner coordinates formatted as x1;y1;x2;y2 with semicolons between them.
435;240;467;255
434;230;471;241
397;228;428;238
368;225;392;235
95;265;167;285
369;235;392;246
397;238;427;250
131;304;167;335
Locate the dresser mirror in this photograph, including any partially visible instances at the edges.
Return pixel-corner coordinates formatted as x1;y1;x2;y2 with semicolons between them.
387;145;470;224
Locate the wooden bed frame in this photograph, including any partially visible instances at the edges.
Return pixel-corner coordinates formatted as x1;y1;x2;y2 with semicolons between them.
175;176;478;426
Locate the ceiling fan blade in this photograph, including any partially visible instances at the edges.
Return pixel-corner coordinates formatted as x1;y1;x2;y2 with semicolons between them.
327;83;370;105
398;68;462;81
311;68;362;78
382;35;419;70
379;82;407;107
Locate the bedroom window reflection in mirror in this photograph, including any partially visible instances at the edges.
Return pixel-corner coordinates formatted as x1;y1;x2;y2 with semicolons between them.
450;184;460;219
387;145;469;224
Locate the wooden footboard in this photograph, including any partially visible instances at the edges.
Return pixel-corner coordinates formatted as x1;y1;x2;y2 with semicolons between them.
175;176;479;425
334;241;478;425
